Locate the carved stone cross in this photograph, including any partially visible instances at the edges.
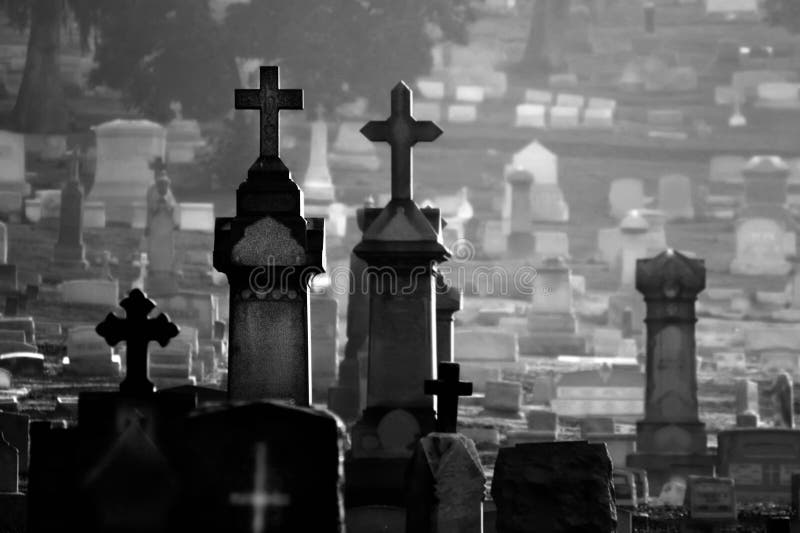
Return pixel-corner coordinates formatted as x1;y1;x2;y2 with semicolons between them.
360;82;442;201
149;156;168;179
96;289;179;396
424;362;472;433
229;442;290;533
234;65;303;161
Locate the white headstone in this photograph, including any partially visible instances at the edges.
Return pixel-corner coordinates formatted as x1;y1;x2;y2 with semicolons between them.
515;104;547;128
756;82;800;109
178;203;214;233
455;85;485;103
657;174;694;221
447;104;478;123
609;178;645;219
705;0;758;15
166;102;206;164
416;78;446;100
91;119;167;224
302;120;335;203
507;140;558;185
587;97;617;111
593;328;623;357
732;70;797;100
730;218;792;276
0;130;28;194
454;329;518;362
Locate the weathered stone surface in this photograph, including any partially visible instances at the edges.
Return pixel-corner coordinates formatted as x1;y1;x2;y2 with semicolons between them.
406;433;485;533
491;441;616;533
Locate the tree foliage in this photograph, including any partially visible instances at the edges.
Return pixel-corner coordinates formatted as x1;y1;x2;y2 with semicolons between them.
224;0;472;113
765;0;800;34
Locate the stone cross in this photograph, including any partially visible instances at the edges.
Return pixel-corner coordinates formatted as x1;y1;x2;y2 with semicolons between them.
234;65;303;160
424;362;473;433
229;442;290;533
95;289;179;396
149;156;168;179
361;82;442;200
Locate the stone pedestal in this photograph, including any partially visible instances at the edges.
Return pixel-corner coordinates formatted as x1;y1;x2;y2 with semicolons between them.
214;157;325;405
506;170;534;256
526;257;584;354
626;250;715;495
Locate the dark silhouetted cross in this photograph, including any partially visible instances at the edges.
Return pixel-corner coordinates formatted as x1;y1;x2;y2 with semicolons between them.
424;362;472;433
235;65;303;160
360;82;442;201
96;289;179;396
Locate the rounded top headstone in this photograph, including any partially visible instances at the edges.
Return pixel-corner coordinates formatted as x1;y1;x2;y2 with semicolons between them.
620;210;650;233
92;119;166;138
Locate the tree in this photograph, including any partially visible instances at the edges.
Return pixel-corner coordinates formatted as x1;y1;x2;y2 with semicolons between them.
4;0;95;133
224;0;472;114
3;0;236;133
516;0;572;78
90;0;238;122
765;0;800;34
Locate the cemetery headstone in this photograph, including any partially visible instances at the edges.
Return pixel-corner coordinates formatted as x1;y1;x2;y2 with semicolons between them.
491;441;616;533
215;66;325;405
609;178;645;219
657;174;694;221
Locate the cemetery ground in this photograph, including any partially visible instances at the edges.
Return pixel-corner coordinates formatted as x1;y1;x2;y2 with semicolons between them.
4;1;800;530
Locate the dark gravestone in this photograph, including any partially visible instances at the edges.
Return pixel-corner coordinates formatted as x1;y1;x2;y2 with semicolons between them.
215;65;324;405
176;401;346;533
0;411;29;474
405;433;485;533
0;264;17;293
491;441;616;533
3;295;16;317
0;431;18;492
0;430;24;533
53;149;88;270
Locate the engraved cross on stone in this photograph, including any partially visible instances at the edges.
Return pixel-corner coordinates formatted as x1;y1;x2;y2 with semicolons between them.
234;65;303;161
96;289;179;396
424;362;472;433
360;82;442;201
230;442;290;533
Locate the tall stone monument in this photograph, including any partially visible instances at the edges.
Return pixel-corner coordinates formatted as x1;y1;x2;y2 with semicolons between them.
213;66;325;405
53;150;88;272
346;82;450;510
626;249;715;495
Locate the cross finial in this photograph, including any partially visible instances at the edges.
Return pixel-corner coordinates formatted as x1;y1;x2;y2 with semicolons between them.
149;156;168;179
424;362;472;433
230;442;290;533
95;289;179;396
234;65;303;163
361;82;442;201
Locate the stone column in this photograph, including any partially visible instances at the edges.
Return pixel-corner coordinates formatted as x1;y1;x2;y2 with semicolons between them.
506;170;534;256
214;158;324;405
626;249;714;493
436;272;462;364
